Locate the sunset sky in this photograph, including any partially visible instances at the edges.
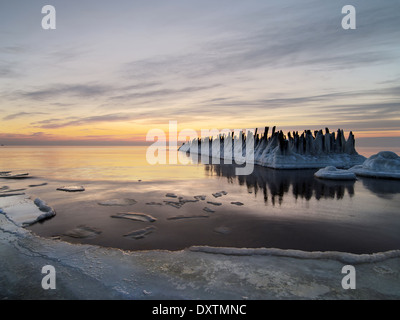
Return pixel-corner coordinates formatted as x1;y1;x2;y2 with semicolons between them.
1;0;400;146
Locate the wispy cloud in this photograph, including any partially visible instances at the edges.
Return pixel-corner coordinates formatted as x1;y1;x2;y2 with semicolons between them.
3;111;47;120
13;84;111;101
33;113;136;129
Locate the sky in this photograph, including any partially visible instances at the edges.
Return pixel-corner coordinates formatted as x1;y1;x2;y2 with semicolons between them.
0;0;400;146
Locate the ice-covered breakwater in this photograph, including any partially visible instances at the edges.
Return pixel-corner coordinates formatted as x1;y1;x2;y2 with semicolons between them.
179;126;366;169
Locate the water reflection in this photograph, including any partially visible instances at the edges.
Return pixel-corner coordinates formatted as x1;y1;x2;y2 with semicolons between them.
203;162;355;205
360;177;400;199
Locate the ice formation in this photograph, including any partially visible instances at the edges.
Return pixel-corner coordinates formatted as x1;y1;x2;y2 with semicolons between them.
98;198;137;206
0;172;30;179
0;194;55;227
314;166;357;180
349;151;400;179
57;186;85;192
111;212;157;222
179;127;366;169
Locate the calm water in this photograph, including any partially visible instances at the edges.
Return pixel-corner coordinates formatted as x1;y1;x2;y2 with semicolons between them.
1;146;400;254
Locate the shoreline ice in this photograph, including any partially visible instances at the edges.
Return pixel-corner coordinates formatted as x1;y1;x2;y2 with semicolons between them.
1;194;400;299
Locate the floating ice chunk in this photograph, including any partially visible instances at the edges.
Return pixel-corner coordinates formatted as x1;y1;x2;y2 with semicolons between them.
194;195;206;201
0;195;55;227
111;212;157;222
314;166;357;180
0;172;30;179
28;182;48;187
203;207;215;213
57;186;85;192
64;225;101;239
0;186;25;197
163;200;182;209
165;193;178;198
231;202;244;206
349;151;400;179
212;191;228;198
98;198;137;206
207;201;222;206
146;202;163;206
167;215;209;220
124;226;156;239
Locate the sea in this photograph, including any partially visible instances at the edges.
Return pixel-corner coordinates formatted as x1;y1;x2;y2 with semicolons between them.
1;145;400;254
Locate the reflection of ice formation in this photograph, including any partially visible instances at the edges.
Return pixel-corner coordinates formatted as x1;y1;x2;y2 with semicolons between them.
179;127;366;169
350;151;400;180
204;162;355;205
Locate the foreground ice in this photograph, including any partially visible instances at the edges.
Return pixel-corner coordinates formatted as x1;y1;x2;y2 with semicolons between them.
1;194;400;299
0;194;55;227
314;166;357;180
350;151;400;179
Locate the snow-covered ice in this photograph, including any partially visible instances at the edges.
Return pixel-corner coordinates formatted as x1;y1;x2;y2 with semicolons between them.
179;127;366;169
349;151;400;179
314;166;357;180
0;194;55;227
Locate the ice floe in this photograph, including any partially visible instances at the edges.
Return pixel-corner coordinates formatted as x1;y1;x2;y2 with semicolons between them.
349;151;400;179
57;186;85;192
167;215;209;220
231;201;244;206
145;202;163;206
124;226;156;239
314;166;357;180
98;198;137;206
0;172;30;179
165;193;178;198
64;225;102;239
111;212;157;222
203;207;215;213
28;182;48;187
212;191;227;198
0;194;55;227
0;186;26;197
207;201;222;206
